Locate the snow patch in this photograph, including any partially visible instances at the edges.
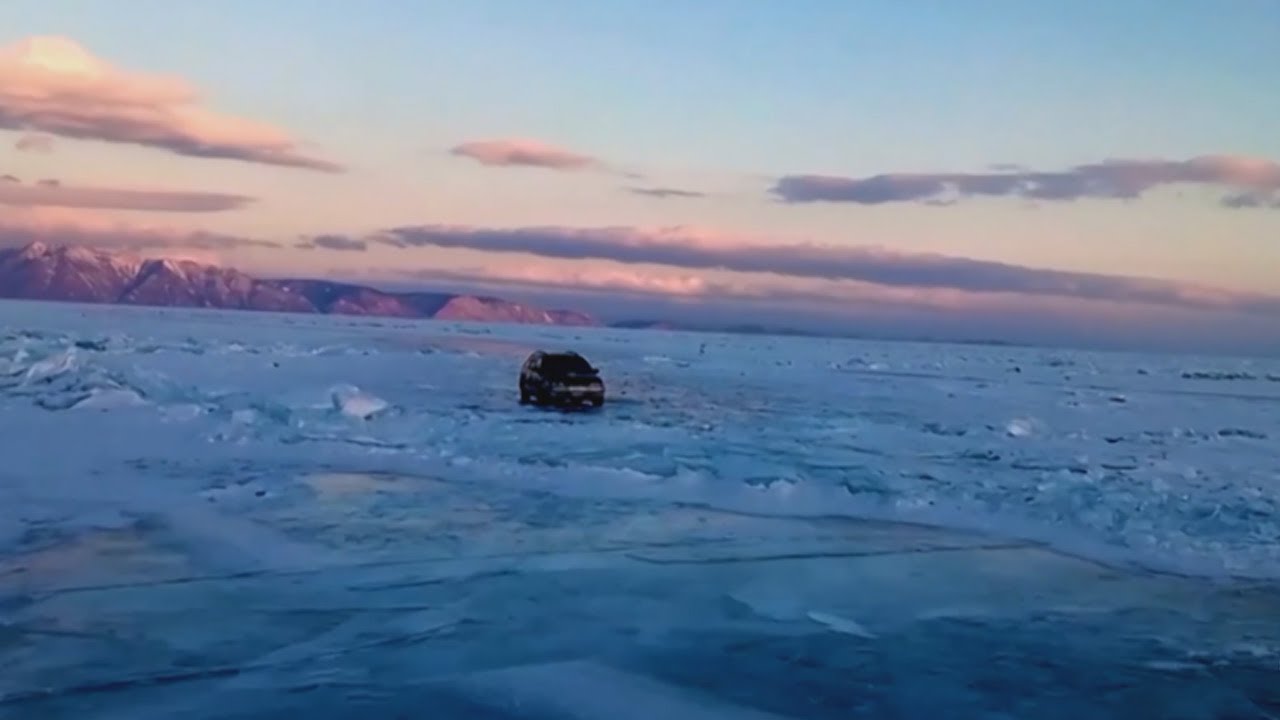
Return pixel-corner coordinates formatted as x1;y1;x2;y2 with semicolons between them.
1005;417;1040;438
330;384;390;420
807;610;878;639
70;388;148;410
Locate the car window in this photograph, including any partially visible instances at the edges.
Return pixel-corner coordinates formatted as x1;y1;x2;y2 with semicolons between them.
543;354;592;374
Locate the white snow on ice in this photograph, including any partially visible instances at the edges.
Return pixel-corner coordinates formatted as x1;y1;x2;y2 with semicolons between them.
2;300;1279;718
2;300;1276;579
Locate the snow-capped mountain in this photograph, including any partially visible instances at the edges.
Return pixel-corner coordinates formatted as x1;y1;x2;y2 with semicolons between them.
0;242;598;326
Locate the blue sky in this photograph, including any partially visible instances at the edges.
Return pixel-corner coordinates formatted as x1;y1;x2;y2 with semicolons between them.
1;1;1279;353
8;0;1278;167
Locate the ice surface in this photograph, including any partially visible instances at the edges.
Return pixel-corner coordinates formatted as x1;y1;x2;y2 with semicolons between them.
436;660;796;720
2;300;1279;718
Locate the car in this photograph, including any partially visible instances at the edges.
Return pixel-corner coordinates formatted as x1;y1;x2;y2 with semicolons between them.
519;350;605;408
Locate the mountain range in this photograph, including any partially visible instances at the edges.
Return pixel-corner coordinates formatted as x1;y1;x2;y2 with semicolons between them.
0;242;1042;347
0;242;598;326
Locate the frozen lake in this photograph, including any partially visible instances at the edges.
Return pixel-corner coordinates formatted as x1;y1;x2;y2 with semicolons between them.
1;300;1278;718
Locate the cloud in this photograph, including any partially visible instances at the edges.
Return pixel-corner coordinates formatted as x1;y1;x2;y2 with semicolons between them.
448;138;682;186
380;223;1280;316
0;36;342;173
1221;191;1280;209
397;263;992;316
627;186;707;199
0;207;280;254
404;263;718;298
0;176;253;212
449;138;598;171
773;154;1280;207
298;234;368;252
14;133;54;153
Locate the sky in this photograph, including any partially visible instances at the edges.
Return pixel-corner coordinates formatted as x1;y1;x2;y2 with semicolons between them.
1;0;1279;354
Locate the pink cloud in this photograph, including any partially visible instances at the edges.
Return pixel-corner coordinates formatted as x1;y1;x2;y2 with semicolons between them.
627;186;707;199
0;176;253;212
424;263;716;297
0;36;342;172
14;133;54;153
396;257;1075;314
0;206;280;259
296;234;369;252
450;138;598;171
370;254;1278;348
379;223;1280;316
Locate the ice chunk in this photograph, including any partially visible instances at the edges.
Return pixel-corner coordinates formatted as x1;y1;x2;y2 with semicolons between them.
806;610;877;639
1005;417;1038;437
70;388;148;410
330;384;389;420
22;349;77;384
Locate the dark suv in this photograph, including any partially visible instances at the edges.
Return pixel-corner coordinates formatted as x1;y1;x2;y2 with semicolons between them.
519;350;605;407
